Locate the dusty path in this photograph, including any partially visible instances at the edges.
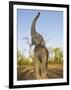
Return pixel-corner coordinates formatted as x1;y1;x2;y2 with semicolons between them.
17;64;63;80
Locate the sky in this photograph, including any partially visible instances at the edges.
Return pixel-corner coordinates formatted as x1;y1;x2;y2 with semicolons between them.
17;9;63;57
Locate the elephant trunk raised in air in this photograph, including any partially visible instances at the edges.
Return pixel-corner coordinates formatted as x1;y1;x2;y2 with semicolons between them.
31;12;45;47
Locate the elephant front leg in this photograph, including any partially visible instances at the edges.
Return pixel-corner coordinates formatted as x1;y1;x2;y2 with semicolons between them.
41;57;48;79
34;60;41;79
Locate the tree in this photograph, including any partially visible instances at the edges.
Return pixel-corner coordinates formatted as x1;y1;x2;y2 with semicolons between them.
53;48;63;63
48;47;55;61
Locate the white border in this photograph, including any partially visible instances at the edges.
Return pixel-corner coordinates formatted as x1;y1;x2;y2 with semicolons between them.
13;5;67;85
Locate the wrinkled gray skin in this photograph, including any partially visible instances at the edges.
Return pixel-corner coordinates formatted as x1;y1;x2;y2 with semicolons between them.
31;12;45;47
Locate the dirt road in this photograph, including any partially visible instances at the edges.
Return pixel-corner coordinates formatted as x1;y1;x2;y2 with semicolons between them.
17;64;63;80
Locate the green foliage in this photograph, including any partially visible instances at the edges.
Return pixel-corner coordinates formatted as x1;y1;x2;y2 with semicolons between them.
17;50;33;66
48;47;63;64
17;47;63;67
53;48;63;63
